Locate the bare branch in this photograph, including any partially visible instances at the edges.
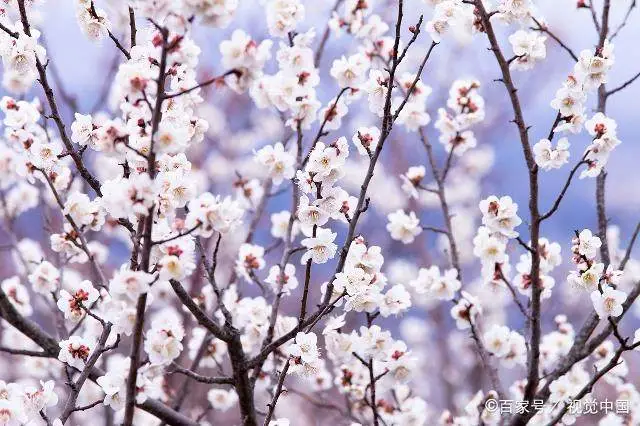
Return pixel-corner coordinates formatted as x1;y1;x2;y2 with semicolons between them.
169;364;234;385
474;0;541;406
164;69;242;99
609;0;636;40
313;0;344;67
530;17;578;62
540;157;588;221
620;221;640;269
0;346;50;357
263;359;290;426
16;0;103;196
606;69;640;97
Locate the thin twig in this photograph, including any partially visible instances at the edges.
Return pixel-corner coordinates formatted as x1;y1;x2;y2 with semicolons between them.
530;17;578;62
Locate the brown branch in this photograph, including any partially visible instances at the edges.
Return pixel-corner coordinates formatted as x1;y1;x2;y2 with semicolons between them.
0;346;50;357
169;364;234;385
530;17;578;62
70;399;103;413
421;226;448;235
151;223;202;245
417;127;506;396
588;1;601;32
368;357;380;426
606;69;640;97
474;0;541;407
539;156;588;221
313;0;344;67
38;169;107;286
59;323;112;423
596;172;610;265
301;86;351;168
263;359;290;426
163;69;241;99
391;41;437;122
129;6;137;48
168;279;230;341
298;215;317;324
162;332;213;422
619;221;640;269
498;270;531;320
609;0;636;40
16;0;103;196
395;15;425;66
0;21;18;38
418;128;462;278
89;1;131;59
123;23;170;426
511;2;615;423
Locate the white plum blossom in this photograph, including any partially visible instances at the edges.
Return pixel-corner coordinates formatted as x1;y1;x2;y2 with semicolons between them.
498;0;532;22
185;193;244;236
330;53;369;88
144;312;185;365
75;1;111;41
270;210;299;239
220;30;272;93
21;380;58;419
591;287;627;319
400;166;426;199
533;137;570;170
479;195;522;239
301;228;338;264
450;291;482;330
58;336;94;370
409;266;461;301
551;85;587;118
109;268;155;301
1;276;32;317
265;264;299;295
573;229;602;260
235;243;266;282
27;261;60;295
426;0;475;43
56;280;100;322
508;30;547;71
351;126;380;156
266;0;305;37
255;142;295;185
387;210;422;244
484;324;512;357
207;388;239;412
568;262;604;291
288;332;321;376
380;284;412;317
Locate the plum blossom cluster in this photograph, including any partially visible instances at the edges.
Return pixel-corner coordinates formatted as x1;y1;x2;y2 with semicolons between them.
568;229;626;318
75;0;111;41
296;136;353;264
0;380;58;425
580;112;622;178
1;0;640;426
330;237;412;317
434;79;485;156
0;23;45;93
508;30;547;71
550;42;615;135
425;0;475;43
